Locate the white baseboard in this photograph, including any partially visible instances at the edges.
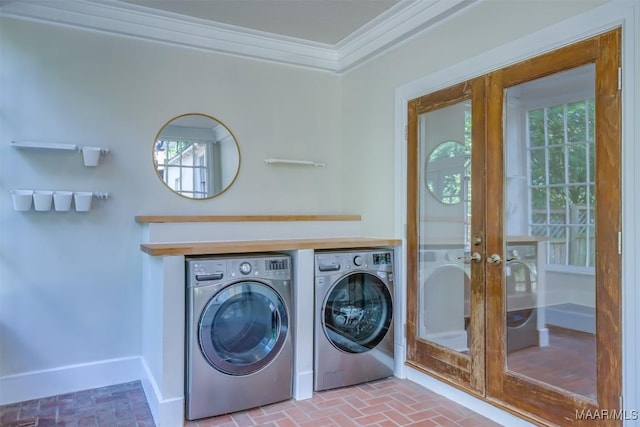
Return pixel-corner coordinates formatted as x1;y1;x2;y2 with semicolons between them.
293;370;313;400
0;356;143;405
140;357;184;427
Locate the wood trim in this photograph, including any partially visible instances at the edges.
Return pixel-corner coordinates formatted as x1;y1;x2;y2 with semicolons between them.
140;237;401;256
406;97;419;365
468;76;486;393
593;27;622;421
498;35;599;88
135;214;361;223
484;63;507;402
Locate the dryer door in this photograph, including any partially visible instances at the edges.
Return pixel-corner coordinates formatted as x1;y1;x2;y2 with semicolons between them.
322;272;392;354
199;281;288;376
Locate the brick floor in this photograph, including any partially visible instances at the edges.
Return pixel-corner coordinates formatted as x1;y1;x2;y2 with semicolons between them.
185;378;501;427
0;380;154;427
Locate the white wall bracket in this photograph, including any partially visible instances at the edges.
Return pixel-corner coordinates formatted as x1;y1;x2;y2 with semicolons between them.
93;192;110;200
264;158;325;168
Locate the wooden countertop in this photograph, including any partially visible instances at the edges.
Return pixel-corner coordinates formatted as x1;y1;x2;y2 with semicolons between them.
135;214;361;223
140;237;402;256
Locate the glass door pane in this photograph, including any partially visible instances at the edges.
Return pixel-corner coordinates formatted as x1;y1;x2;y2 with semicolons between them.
418;100;472;353
503;64;597;399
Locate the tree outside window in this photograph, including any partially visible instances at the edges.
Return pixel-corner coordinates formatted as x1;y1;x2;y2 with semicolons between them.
527;99;595;268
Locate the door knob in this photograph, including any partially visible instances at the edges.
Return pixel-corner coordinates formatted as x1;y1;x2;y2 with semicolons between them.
458;252;482;263
487;254;502;265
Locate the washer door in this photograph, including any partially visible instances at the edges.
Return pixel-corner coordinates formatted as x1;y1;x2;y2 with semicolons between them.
323;272;392;354
199;281;288;376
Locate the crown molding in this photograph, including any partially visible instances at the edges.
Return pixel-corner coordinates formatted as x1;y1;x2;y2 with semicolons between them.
0;0;478;73
336;0;474;73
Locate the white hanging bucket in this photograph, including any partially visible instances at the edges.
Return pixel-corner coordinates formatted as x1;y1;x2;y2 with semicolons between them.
33;190;53;211
81;147;102;167
11;189;33;211
74;192;93;212
53;191;73;212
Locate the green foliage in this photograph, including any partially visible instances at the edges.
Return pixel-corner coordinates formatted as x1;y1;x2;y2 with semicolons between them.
528;100;595;210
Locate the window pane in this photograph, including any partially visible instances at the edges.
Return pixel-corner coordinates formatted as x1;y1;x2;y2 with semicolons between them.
569;185;588;206
531;224;547;236
588;143;595;182
529;149;546;185
548;187;566;209
567;101;587;142
548;147;565;185
528;109;546;147
531;188;547;210
547;105;565;146
568;144;587;183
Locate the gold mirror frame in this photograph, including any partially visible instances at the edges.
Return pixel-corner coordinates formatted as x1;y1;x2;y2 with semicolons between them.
153;113;240;200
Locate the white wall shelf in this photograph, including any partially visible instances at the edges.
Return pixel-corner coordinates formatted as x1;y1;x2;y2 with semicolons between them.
11;141;110;166
11;141;78;151
264;158;325;168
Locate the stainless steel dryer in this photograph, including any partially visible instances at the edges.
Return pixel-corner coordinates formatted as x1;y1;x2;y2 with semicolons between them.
185;254;293;420
314;249;394;391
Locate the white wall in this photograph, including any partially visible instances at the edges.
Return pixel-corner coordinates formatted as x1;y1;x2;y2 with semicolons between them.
0;17;342;399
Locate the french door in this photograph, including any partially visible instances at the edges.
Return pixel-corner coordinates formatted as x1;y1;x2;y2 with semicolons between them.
406;29;621;425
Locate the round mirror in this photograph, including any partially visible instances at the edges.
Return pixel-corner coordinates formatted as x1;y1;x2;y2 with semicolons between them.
425;140;470;205
153;113;240;199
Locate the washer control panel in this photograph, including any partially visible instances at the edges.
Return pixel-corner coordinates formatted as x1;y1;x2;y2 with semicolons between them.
316;250;394;276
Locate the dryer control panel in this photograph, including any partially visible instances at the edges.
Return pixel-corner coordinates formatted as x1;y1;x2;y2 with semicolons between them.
187;254;291;287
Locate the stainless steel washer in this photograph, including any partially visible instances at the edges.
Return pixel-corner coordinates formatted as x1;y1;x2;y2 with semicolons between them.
185;254;293;420
314;249;394;391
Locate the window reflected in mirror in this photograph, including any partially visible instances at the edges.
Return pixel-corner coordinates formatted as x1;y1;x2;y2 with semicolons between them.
425;139;470;205
153;113;240;199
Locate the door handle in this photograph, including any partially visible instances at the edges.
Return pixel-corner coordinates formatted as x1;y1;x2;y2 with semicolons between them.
487;254;502;265
458;252;482;263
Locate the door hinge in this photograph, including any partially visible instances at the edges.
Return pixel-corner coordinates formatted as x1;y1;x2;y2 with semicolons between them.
620;395;624;413
618;66;622;91
618;231;622;255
